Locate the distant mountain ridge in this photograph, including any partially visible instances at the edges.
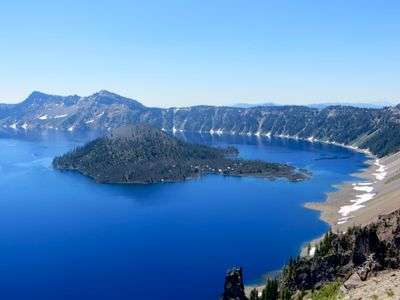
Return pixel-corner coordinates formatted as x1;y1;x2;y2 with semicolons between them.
233;101;393;109
232;102;277;108
307;101;393;109
1;91;400;157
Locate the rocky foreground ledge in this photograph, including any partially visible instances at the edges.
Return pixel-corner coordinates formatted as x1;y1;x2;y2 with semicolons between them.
221;209;400;299
341;269;400;299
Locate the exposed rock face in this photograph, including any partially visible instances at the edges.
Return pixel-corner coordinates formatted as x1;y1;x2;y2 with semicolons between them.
3;90;400;157
280;209;400;293
352;228;380;266
341;269;400;299
225;210;400;299
220;268;248;300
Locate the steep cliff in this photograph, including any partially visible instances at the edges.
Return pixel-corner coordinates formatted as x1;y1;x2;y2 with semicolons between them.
2;91;400;157
220;268;248;300
229;210;400;299
280;209;400;296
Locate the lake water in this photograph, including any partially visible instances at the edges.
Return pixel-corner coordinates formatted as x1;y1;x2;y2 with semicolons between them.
0;130;368;300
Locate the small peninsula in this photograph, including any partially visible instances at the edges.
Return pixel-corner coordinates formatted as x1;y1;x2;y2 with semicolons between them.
52;124;308;184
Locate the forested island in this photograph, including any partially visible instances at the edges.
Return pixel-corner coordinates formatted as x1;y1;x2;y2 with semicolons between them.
52;124;307;184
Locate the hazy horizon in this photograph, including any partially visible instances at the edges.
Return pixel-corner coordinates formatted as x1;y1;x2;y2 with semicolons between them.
0;89;396;108
1;0;399;107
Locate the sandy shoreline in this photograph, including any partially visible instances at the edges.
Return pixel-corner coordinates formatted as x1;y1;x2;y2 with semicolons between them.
303;149;400;256
305;151;400;230
245;147;400;295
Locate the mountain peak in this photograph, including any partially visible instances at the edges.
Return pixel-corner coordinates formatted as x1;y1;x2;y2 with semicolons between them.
23;91;59;104
88;90;144;108
94;90;117;97
28;91;50;98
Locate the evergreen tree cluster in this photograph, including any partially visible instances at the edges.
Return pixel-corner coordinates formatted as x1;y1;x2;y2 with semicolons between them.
279;209;400;294
53;124;306;184
249;278;290;300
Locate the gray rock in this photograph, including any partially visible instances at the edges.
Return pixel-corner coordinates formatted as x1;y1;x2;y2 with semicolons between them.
220;267;248;300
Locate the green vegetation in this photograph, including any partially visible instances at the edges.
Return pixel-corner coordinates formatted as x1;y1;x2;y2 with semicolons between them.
7;91;400;158
280;209;400;295
310;282;341;300
53;124;307;184
249;288;259;300
261;278;278;300
249;278;285;300
386;289;395;297
362;127;400;158
279;287;291;300
315;229;334;257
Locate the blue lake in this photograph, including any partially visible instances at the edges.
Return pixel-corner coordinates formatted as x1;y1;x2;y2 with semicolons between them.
0;130;368;300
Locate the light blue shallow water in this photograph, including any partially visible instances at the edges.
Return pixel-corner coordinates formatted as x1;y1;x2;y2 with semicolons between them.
0;130;368;300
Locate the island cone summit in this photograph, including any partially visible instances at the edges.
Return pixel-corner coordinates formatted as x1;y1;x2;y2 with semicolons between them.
52;124;306;184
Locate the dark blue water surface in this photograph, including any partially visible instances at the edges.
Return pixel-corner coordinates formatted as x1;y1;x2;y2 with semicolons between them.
0;130;368;300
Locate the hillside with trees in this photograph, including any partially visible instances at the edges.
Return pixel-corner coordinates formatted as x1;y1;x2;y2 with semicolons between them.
3;91;400;157
53;124;307;184
221;209;400;299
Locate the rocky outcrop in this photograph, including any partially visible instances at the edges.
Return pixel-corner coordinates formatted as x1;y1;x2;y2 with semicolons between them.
280;209;400;294
341;269;400;299
220;268;248;300
221;210;400;299
342;254;377;292
352;228;381;266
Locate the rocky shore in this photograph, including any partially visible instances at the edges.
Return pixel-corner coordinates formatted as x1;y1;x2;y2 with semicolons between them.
234;148;400;299
221;209;400;299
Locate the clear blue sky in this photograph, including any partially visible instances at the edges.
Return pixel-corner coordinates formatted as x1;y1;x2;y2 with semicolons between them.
1;0;399;107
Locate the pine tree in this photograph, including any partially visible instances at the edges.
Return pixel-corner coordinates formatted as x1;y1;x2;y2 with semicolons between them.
249;288;260;300
261;278;278;300
279;287;291;300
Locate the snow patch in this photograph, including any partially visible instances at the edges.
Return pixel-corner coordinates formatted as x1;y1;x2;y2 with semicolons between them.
54;114;68;119
357;182;373;186
373;159;387;181
353;185;374;193
338;193;376;217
